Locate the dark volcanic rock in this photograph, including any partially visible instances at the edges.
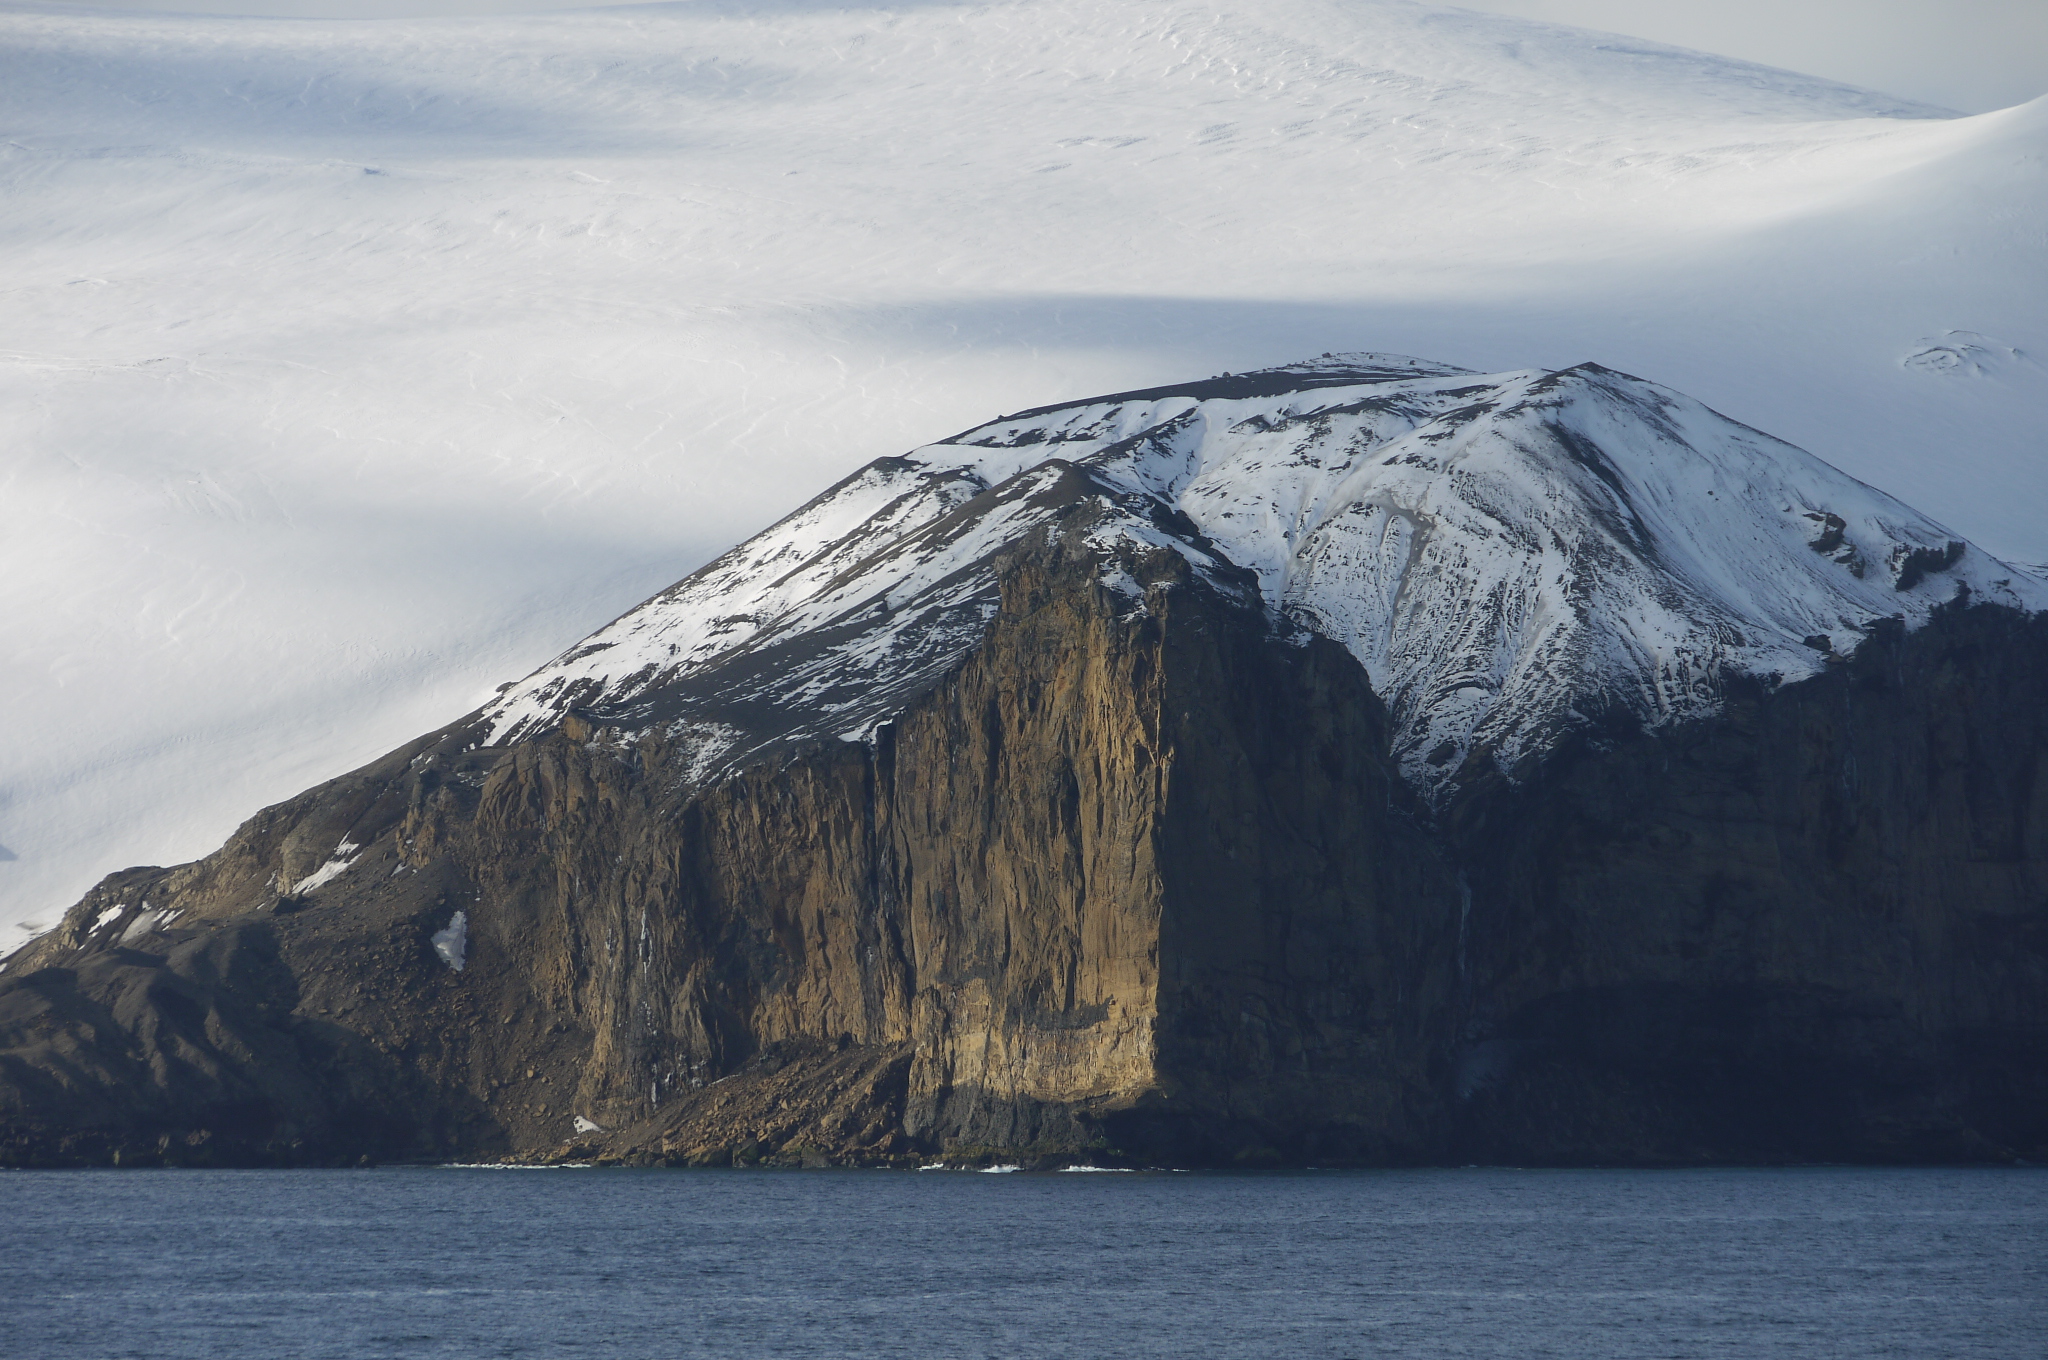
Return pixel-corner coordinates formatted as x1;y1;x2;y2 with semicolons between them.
1445;604;2048;1164
3;357;2044;1167
5;550;2041;1167
0;524;1464;1167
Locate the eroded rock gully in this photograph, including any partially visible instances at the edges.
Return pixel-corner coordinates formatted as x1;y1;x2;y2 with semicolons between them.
2;539;2043;1167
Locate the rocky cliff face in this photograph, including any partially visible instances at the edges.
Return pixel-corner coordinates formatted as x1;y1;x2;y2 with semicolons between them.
1445;603;2048;1163
3;357;2043;1167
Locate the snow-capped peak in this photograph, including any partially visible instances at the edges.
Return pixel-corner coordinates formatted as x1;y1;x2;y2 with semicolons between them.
483;356;2045;793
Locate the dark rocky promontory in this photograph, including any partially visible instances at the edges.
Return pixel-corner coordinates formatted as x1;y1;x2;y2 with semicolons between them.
4;358;2043;1167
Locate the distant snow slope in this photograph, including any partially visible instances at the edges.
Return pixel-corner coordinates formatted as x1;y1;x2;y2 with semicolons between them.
3;0;2044;933
483;355;2047;796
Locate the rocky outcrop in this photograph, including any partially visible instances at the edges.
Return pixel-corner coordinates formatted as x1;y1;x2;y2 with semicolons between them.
1446;603;2048;1163
0;517;1456;1166
5;537;2041;1167
4;358;2043;1168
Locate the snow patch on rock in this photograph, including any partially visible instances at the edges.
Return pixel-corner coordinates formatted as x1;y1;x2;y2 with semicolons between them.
1902;331;2030;378
431;911;467;971
292;838;362;896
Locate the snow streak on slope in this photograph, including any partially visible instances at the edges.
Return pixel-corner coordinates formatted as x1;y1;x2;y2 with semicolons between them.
4;0;2045;930
484;356;2047;794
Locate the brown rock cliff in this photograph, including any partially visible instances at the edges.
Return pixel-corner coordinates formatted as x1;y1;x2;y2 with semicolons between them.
2;537;2042;1167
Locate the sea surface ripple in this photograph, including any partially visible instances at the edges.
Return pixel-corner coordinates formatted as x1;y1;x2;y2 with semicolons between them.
3;1166;2042;1357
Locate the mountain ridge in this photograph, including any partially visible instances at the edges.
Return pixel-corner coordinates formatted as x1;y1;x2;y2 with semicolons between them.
479;354;2045;799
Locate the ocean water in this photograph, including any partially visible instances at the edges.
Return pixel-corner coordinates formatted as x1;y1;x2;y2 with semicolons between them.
2;1167;2041;1358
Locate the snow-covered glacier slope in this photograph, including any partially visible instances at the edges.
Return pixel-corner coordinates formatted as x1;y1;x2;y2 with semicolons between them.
484;356;2047;795
4;0;2045;931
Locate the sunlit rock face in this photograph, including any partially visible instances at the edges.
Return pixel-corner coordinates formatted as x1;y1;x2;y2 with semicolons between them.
3;360;2044;1169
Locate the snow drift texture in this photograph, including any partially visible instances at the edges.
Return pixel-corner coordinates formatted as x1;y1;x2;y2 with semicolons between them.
4;0;2047;931
485;355;2045;796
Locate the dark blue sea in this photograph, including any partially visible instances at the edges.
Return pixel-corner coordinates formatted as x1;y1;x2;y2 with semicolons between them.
3;1166;2042;1358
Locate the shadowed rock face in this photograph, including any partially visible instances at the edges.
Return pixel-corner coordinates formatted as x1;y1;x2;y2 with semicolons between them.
1444;605;2048;1164
3;359;2044;1168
